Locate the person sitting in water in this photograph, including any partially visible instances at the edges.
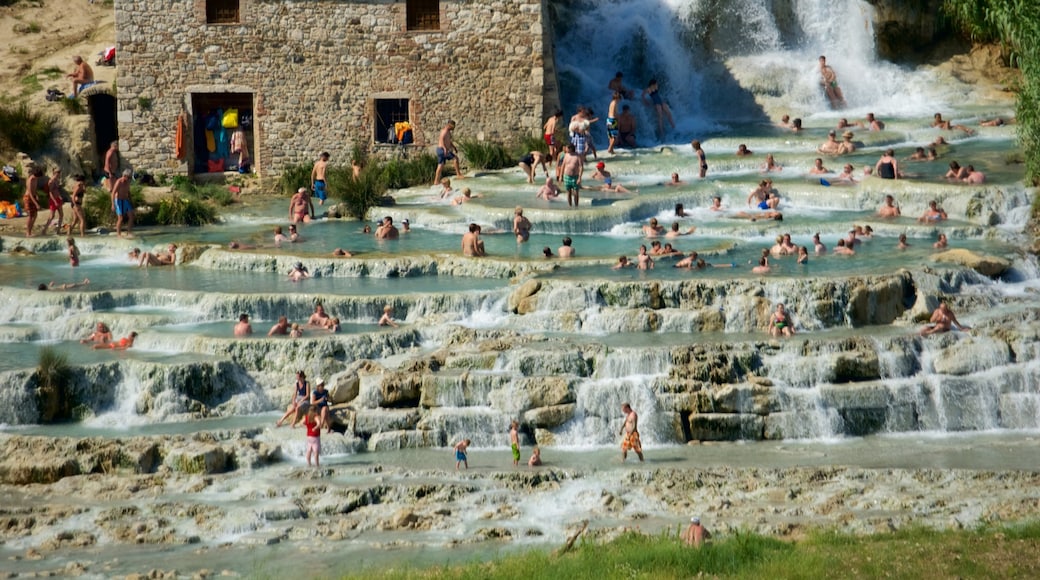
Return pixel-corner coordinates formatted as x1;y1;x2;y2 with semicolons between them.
661;242;681;256
777;114;792;128
332;248;353;257
736;144;753;157
325;317;341;333
817;131;842;155
752;255;770;274
288;224;302;243
452;187;480;206
288;262;310;282
980;117;1011;127
94;331;138;350
812;233;826;255
874;149;900;180
528;446;542;467
307;304;330;327
833;238;855;255
462;223;486;257
779;233;798;254
375;216;400;239
648;240;666;256
674;203;688;217
592;162;634;193
558;236;575;258
945;161;969;180
80;322;112;345
797;246;809;264
907;147;930;161
642;218;665;237
273;226;289;246
932;112;974;134
665;173;686;187
920;300;969;336
536;177;560;200
233;313;253;336
836;163;856;183
865;112;885;131
963;165;985;184
747;180;770;208
897;233;910;249
289;323;304;339
878;195;901;218
933;232;949;249
769;303;794;338
139;243;177;267
665;222;696;238
709;196;724;211
762;154;783;172
918;200;947;223
809;158;831;175
612;255;633;269
838;131;857;155
836;117;863;130
268;316;291;336
790;118;803;132
378;304;399;327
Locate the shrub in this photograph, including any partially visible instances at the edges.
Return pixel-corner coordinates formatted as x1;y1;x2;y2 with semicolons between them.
381;153;437;190
36;346;72;423
61;98;85;116
83;185;154;228
327;166;385;221
511;134;550;159
170;177;235;207
457;139;514;170
279;163;311;196
0;102;55;154
155;196;217;226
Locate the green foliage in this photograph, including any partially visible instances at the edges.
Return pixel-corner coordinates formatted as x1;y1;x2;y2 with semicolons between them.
0;102;55;154
36;346;69;391
170;177;235;207
155;196;217;226
380;153;437;190
36;346;72;423
943;0;1040;183
327;166;386;221
279;163;311;196
350;140;369;168
457;139;514;170
83;185;154;228
137;97;152;111
512;134;550;159
61;98;85;116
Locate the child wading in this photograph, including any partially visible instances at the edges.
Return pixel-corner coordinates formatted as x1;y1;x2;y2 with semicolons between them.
304;407;321;467
453;439;471;470
509;420;520;466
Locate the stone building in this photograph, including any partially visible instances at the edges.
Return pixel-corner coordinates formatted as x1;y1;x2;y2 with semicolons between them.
114;0;558;177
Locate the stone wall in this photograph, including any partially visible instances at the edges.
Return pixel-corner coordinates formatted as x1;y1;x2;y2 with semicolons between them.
114;0;551;177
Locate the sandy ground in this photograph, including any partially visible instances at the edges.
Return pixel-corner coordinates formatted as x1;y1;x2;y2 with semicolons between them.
0;0;116;104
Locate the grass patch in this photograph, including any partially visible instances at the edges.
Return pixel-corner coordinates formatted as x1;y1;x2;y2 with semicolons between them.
345;524;1040;580
0;102;55;154
83;185;156;228
20;73;42;95
278;163;311;196
380;153;437;190
36;346;72;423
39;66;63;78
457;139;514;170
328;165;385;221
61;98;85;115
155;196;217;226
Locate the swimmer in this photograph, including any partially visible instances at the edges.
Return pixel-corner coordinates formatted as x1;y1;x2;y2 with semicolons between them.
665;222;696;238
812;233;826;255
733;211;783;221
674;251;699;268
897;233;910;250
592;162;634;193
94;331;138;350
268;316;290;336
836;164;856;183
833;239;855;255
838;131;857;155
543;246;553;258
878;195;901;218
865;113;885;131
234;313;253;336
288;224;302;243
762;154;782;173
980;117;1010;127
452;187;480;206
332;248;353;257
675;203;687;217
558;237;575;258
809;158;831;175
288;261;310;282
642;218;665;237
289;323;304;339
945;161;969;180
791;118;803;132
39;278;91;291
797;246;809;264
777;114;792;128
378;304;399;327
836;118;863;130
536;177;561;200
438;177;454;199
933;232;949;249
907;147;929;161
636;245;654;270
963;165;985;184
709;196;723;211
612;255;632;269
735;144;753;156
80;322;112;345
273;226;288;246
932;113;973;134
917;200;947;223
817;131;841;156
665;173;686;187
752;256;770;274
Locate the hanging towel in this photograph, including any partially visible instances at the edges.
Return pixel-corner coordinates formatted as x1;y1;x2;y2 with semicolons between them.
175;112;187;160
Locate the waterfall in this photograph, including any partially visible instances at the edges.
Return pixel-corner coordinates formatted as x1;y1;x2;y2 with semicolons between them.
554;0;963;148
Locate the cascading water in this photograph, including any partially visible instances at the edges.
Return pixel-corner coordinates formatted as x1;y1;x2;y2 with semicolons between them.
554;0;968;147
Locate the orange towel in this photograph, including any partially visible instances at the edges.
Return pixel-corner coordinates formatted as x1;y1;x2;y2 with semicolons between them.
175;113;187;160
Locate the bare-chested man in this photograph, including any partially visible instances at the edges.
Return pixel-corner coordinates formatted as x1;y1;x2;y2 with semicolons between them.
22;167;41;237
289;187;313;224
607;72;634;99
878;194;901;218
819;55;846;109
606;92;622;154
104;141;120;194
111;169;134;237
619;403;644;462
67;56;94;98
920;301;969;336
616;105;637;148
682;517;712;547
561;144;584;207
543;109;563;161
375;216;399;240
433;120;462;185
311;152;329;206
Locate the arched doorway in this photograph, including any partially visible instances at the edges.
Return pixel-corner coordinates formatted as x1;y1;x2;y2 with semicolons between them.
87;93;119;160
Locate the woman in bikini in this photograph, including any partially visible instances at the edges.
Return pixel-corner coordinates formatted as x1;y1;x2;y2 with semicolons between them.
769;303;794;338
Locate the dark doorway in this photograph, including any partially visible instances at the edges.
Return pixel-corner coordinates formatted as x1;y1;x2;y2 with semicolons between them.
88;94;118;161
190;92;255;174
374;98;410;144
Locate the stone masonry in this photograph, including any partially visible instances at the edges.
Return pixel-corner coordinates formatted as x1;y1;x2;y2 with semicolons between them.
114;0;553;176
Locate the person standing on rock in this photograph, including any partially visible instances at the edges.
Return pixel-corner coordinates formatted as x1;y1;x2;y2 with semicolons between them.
311;152;329;206
619;403;644;462
303;406;321;467
509;420;521;467
433;120;462;186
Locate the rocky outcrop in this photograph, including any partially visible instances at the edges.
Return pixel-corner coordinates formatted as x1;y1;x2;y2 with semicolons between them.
932;249;1012;277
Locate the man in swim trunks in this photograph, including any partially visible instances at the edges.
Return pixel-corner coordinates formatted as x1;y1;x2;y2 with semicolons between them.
878;195;901;218
311;152;329;206
617;105;637;148
606;92;621;153
111;169;134;237
22;166;42;237
433;120;462;185
289;187;313;224
561;144;584;207
543;109;562;161
619;403;644;462
104;141;120;194
819;55;846;109
67;55;94;98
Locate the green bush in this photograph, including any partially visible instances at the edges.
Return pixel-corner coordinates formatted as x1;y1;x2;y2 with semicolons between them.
169;176;235;207
36;346;72;423
0;102;55;154
328;166;386;221
457;139;514;170
381;153;437;190
511;134;550;159
83;185;154;228
279;163;311;196
155;196;217;226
